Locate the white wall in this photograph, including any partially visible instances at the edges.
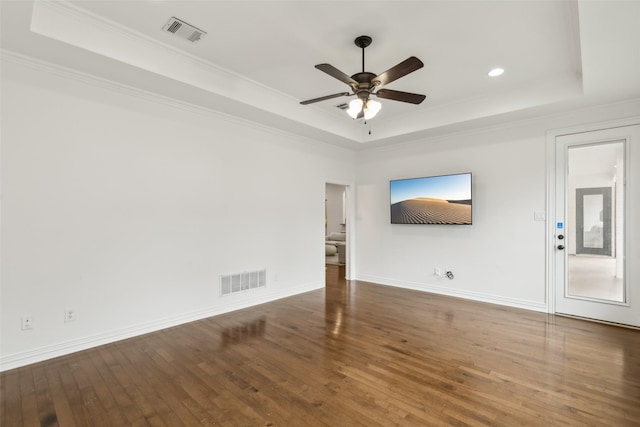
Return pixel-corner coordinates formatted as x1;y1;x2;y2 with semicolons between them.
355;101;640;311
3;53;640;371
356;128;547;309
0;56;356;370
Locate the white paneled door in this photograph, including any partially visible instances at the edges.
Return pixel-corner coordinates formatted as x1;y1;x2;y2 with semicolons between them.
554;125;640;327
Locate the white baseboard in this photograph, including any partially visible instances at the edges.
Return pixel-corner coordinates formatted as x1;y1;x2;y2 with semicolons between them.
0;282;323;372
1;276;547;372
357;274;547;313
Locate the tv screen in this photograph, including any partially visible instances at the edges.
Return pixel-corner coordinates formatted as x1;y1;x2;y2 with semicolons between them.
390;173;472;225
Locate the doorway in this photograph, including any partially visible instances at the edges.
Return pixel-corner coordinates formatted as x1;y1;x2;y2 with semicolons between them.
325;183;349;283
551;124;640;326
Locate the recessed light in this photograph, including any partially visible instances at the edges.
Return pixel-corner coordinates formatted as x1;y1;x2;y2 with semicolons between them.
488;68;504;77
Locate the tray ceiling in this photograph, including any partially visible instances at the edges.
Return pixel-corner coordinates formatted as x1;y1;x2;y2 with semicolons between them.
2;1;639;149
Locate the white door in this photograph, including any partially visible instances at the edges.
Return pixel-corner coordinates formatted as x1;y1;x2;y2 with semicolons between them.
554;125;640;327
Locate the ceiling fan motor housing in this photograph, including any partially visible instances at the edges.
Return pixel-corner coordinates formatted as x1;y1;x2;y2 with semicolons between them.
351;72;377;100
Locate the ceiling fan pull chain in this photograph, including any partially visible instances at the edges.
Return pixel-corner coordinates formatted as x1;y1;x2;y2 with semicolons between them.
363;120;372;135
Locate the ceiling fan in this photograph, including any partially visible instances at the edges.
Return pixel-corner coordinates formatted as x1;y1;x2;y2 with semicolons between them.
300;35;426;120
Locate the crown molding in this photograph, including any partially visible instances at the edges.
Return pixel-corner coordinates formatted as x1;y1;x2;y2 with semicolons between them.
35;0;284;99
29;0;359;143
1;49;352;151
0;49;249;125
363;97;640;153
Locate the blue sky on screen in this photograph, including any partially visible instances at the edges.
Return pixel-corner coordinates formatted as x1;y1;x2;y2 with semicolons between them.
390;173;471;204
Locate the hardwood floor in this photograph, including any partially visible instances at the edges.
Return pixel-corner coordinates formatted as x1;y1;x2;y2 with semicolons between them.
3;267;640;426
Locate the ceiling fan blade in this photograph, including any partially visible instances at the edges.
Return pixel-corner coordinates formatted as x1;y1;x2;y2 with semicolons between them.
375;89;426;104
372;57;424;87
315;64;358;87
300;92;351;105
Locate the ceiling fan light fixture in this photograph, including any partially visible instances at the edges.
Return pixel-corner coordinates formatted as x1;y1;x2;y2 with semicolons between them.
363;99;381;120
346;98;364;119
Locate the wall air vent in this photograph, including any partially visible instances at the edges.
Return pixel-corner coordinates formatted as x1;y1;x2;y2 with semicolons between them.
220;269;266;296
162;17;206;43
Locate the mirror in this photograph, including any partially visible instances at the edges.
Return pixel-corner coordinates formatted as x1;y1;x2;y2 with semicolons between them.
582;194;603;248
576;188;611;255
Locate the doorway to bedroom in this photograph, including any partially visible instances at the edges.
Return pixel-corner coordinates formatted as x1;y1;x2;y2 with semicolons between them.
325;183;348;283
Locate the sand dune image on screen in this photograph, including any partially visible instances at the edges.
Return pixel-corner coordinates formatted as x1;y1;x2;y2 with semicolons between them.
390;173;472;224
391;197;471;224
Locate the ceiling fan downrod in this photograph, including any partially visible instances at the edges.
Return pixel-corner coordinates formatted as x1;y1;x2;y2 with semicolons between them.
354;35;372;73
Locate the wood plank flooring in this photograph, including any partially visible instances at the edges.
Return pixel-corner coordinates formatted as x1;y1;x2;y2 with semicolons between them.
2;265;640;426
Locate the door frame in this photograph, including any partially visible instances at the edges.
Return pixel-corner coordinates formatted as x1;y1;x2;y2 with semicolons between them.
545;117;640;315
575;186;612;256
324;180;355;281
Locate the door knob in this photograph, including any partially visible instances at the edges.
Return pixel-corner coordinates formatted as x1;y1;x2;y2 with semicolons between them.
557;244;565;250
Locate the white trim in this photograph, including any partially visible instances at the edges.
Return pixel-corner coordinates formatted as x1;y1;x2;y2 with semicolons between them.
364;98;640;154
0;49;251;128
0;50;332;150
545;117;640;316
0;281;323;372
29;0;360;144
34;0;295;102
547;117;640;139
324;179;356;280
545;126;558;314
357;275;547;313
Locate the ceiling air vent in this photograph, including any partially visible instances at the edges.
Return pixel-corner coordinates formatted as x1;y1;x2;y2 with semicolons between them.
162;17;206;43
335;103;349;110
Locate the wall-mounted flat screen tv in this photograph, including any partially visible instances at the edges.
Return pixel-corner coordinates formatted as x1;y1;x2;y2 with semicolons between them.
390;173;472;225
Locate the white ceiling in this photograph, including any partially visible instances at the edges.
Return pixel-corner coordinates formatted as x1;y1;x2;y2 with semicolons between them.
2;1;639;149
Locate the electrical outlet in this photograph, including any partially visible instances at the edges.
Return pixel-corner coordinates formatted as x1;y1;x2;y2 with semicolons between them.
21;316;33;330
64;309;76;323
